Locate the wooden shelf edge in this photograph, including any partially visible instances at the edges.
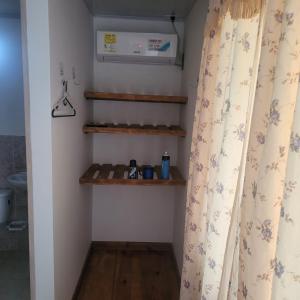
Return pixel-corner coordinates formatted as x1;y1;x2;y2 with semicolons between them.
79;164;186;186
80;179;186;186
84;91;188;104
83;124;186;137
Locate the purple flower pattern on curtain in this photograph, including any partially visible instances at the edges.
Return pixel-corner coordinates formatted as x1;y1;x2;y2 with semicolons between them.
180;0;300;299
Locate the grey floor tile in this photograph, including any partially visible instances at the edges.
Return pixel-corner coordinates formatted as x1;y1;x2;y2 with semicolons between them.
0;225;30;299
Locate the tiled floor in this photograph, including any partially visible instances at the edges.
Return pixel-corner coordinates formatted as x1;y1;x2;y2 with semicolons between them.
0;224;30;300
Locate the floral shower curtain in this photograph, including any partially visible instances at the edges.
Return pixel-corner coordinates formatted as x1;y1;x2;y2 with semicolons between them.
180;0;300;299
239;0;300;299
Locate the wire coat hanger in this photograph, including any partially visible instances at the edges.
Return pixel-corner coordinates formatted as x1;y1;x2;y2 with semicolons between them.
52;81;76;118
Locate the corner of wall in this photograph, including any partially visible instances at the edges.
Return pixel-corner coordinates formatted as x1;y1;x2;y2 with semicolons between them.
23;0;55;298
172;0;209;274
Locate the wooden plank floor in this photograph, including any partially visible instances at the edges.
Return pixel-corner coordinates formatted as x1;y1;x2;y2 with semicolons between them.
75;242;180;300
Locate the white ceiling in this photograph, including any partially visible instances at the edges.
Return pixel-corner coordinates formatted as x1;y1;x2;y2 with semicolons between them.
0;0;196;20
0;0;20;18
84;0;197;20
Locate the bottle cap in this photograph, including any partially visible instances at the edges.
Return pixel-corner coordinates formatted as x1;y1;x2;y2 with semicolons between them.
162;152;170;160
130;160;137;166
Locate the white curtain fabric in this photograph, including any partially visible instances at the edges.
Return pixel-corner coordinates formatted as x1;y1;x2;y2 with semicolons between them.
239;0;300;299
180;0;300;299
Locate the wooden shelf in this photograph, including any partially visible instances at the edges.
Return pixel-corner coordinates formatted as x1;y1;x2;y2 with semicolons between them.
80;164;186;186
83;123;186;137
84;91;188;104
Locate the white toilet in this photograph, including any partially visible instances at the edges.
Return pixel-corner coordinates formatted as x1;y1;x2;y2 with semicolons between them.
0;189;12;224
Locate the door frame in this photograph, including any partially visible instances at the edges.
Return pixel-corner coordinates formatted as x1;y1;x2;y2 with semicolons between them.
21;0;55;299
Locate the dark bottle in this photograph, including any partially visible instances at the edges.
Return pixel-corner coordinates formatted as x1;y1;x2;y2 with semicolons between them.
128;160;138;179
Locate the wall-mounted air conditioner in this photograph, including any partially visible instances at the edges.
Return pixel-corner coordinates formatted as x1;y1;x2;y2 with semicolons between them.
96;31;178;65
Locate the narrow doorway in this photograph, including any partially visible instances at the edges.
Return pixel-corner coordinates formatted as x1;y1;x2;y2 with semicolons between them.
0;0;30;298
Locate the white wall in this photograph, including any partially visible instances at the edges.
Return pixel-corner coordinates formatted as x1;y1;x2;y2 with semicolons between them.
48;0;93;299
173;0;208;272
93;17;184;94
0;17;25;136
22;0;55;299
92;16;184;242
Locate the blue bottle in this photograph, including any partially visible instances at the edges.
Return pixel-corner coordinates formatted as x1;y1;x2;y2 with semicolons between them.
161;152;170;180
